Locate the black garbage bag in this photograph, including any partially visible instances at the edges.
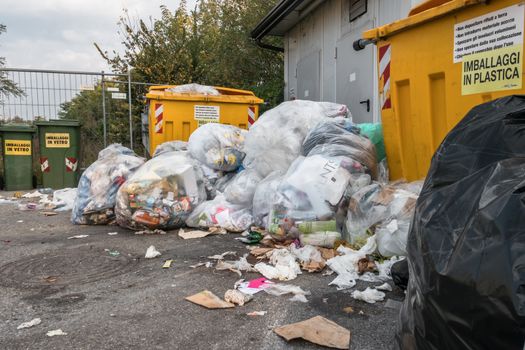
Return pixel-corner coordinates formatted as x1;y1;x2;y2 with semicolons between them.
397;95;525;350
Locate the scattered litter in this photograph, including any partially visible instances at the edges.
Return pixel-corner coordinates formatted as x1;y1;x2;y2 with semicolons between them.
224;289;252;306
135;229;166;235
145;246;162;259
17;318;41;330
185;290;235;309
42;211;58;216
46;329;67;337
205;261;212;268
274;315;350;349
104;249;120;257
235;231;263;244
264;283;310;303
237;278;273;295
343;306;354;314
107;232;118;236
376;282;393;292
0;198;17;205
162;260;173;268
207;251;236;260
351;287;385;304
358;310;364;315
178;229;217;239
51;188;77;211
215;255;255;276
322;269;335;276
17;220;23;223
67;235;89;239
357;257;377;275
18;203;44;211
291;244;326;272
247;311;267;316
254;248;301;281
22;190;45;199
189;262;206;268
14;191;23;198
248;247;274;258
43;276;59;283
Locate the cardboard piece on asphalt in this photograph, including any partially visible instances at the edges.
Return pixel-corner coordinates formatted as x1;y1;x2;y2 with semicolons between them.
185;290;235;309
274;316;350;349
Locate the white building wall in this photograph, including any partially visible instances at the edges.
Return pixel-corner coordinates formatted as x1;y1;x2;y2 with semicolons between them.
284;0;413;122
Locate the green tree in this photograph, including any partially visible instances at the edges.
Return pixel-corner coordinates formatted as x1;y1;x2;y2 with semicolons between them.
0;24;24;102
96;0;283;106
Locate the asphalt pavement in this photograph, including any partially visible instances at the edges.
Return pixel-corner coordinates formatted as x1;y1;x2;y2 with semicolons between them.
0;196;404;350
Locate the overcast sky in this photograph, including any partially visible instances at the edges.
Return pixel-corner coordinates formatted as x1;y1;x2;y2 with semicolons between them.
1;0;198;72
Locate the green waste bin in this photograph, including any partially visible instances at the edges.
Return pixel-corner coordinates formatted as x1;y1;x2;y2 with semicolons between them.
35;120;80;189
0;124;36;191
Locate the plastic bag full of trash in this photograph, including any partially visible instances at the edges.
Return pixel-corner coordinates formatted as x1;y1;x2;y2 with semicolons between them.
243;100;349;178
188;123;246;172
72;144;145;225
115;151;207;230
302;117;378;179
152;140;188;157
166;83;220;96
267;154;352;240
224;169;263;206
345;182;420;252
185;194;253;232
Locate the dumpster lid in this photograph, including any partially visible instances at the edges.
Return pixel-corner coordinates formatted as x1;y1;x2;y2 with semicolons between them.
0;124;36;133
146;85;264;104
363;0;485;41
34;119;80;127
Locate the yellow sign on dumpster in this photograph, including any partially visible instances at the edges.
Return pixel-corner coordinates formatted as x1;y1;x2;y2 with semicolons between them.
45;133;70;148
462;45;523;95
4;139;31;155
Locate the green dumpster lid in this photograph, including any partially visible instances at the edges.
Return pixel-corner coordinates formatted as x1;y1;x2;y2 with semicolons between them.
0;124;36;133
34;119;80;127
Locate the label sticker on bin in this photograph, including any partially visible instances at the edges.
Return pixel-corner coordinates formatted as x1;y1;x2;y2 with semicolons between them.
453;4;524;63
194;105;220;121
4;140;31;155
45;133;70;148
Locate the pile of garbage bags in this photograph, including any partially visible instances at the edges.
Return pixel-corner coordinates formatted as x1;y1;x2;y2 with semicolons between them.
115;151;206;230
72;144;145;225
397;95;525;350
71;98;423;265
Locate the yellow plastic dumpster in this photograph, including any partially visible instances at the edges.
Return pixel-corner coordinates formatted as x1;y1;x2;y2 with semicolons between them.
363;0;525;181
145;85;264;156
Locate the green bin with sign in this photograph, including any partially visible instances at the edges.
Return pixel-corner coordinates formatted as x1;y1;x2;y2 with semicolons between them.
35;120;80;189
0;124;36;191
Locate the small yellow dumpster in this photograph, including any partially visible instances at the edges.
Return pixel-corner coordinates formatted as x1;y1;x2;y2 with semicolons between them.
363;0;525;180
145;85;264;156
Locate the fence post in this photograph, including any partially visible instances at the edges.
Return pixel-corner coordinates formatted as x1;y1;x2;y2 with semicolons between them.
101;71;107;148
128;67;133;150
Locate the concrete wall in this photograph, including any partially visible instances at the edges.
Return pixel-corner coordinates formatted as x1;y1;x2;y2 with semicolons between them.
284;0;414;122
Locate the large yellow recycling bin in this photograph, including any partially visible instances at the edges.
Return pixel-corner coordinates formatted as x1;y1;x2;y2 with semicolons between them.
363;0;525;181
146;85;264;156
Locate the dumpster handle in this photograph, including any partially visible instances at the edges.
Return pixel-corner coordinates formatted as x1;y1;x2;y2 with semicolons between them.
353;39;374;51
